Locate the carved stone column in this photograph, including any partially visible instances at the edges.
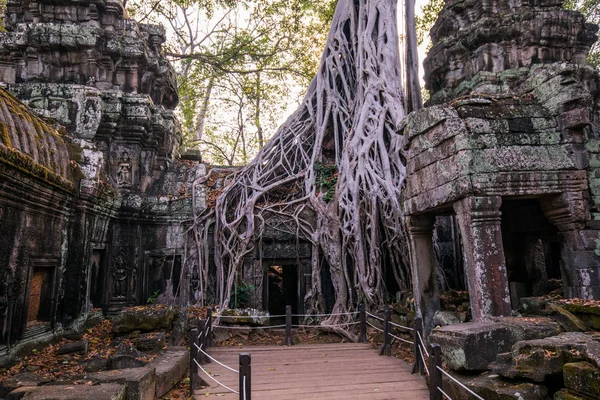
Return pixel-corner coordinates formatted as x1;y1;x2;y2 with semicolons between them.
407;214;439;333
454;196;511;321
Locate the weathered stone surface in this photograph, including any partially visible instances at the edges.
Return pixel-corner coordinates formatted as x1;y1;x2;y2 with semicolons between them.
433;311;466;327
520;297;550;316
213;327;232;343
491;332;600;382
110;343;149;370
146;347;188;398
424;0;598;104
111;306;176;333
135;332;166;352
7;384;126;400
0;0;200;367
80;355;109;373
0;373;51;398
556;300;600;330
430;318;562;371
554;389;592;399
563;362;600;398
88;368;156;400
547;303;587;332
404;0;600;338
220;308;270;326
57;340;89;356
439;373;549;400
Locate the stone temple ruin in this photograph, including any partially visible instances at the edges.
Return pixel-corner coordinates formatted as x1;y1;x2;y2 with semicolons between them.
404;0;600;332
3;0;600;394
0;0;206;362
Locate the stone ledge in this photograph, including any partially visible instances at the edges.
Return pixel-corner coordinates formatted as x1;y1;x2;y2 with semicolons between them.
7;383;126;400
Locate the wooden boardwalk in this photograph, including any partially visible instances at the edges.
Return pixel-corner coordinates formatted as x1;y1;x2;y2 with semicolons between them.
193;343;429;399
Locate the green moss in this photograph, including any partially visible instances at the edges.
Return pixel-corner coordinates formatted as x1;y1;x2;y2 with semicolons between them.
0;122;11;149
0;146;74;193
315;162;338;202
0;88;77;191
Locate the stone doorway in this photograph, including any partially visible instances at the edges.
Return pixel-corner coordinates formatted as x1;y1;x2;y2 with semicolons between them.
89;250;107;312
25;261;56;327
264;263;300;321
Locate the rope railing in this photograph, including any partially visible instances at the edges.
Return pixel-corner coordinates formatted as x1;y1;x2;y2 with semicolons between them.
189;308;252;400
366;311;384;322
191;305;485;400
195;359;239;395
410;319;487;400
211;304;368;346
366;320;384;332
438;386;452;400
389;320;413;331
292;311;360;318
198;347;239;373
436;365;485;400
389;332;414;346
419;346;430;376
216;313;287;319
213;324;287;330
417;330;429;357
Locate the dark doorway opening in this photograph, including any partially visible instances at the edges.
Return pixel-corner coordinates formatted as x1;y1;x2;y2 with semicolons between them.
320;258;336;313
501;199;561;308
90;250;106;310
267;264;298;323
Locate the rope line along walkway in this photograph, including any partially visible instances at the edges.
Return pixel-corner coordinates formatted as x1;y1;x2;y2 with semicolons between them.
190;305;487;399
194;343;429;399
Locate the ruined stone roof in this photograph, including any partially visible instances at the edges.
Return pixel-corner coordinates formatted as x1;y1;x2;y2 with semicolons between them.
0;88;74;190
424;0;599;104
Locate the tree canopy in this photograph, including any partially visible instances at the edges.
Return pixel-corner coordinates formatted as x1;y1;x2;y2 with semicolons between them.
127;0;337;165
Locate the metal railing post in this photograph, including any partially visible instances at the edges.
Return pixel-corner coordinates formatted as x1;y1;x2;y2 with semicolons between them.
239;353;251;400
190;328;200;394
207;308;213;348
359;302;367;343
284;305;293;346
430;344;442;400
379;307;391;356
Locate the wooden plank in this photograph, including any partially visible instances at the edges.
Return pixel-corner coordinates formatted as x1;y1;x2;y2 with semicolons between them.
194;343;428;399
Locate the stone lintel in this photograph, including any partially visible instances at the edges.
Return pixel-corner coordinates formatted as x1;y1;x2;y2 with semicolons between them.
405;171;588;215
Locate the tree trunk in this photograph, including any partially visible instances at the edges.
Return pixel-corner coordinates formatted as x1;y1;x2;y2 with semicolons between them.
195;76;215;145
191;0;410;329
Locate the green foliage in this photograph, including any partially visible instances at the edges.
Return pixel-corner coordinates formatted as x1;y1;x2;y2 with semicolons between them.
147;290;161;304
315;162;338;202
415;0;444;46
229;282;255;309
128;0;336;166
0;0;7;31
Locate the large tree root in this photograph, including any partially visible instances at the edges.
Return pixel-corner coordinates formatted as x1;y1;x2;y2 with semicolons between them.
189;0;411;335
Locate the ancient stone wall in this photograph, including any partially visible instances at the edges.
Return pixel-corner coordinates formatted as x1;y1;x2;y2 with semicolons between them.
0;87;76;348
0;0;206;359
404;0;600;331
